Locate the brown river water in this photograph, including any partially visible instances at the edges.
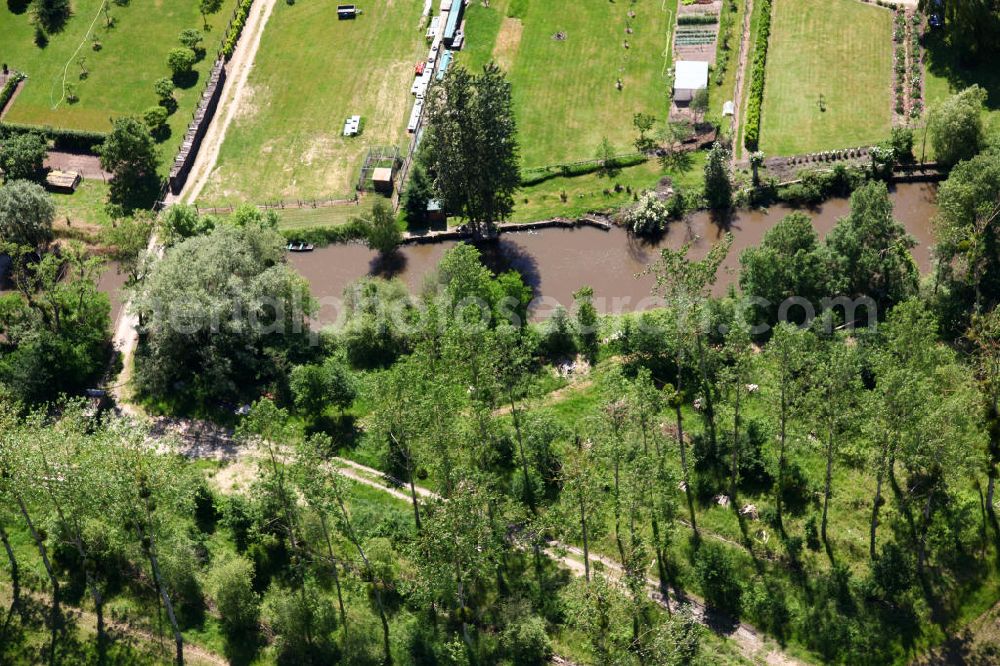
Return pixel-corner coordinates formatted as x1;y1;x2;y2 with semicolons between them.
0;183;939;328
290;183;940;323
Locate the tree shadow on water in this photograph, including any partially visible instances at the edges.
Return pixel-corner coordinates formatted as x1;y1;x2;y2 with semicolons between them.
477;237;542;295
370;250;407;279
708;207;736;233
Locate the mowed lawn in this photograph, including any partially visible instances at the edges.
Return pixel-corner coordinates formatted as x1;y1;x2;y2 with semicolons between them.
1;0;234;168
459;0;672;169
759;0;892;155
198;0;427;205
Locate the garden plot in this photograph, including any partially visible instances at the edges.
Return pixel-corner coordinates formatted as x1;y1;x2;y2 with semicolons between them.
0;0;235;167
758;0;892;156
196;0;427;205
458;0;673;169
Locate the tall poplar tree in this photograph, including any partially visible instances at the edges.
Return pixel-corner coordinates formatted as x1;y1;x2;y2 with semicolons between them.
422;63;521;237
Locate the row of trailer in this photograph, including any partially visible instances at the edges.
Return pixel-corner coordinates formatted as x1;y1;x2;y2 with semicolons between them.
407;0;466;133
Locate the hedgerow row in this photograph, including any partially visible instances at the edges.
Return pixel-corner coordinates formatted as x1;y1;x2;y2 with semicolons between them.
742;0;772;151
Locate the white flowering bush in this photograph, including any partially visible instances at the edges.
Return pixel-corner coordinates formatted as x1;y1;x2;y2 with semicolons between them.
622;192;669;236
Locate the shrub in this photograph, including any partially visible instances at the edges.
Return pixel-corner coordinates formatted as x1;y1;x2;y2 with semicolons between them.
678;12;719;25
264;582;338;663
167;47;197;76
805;515;821;550
278;218;368;246
0;131;46;182
0;73;26;115
520;153;647;186
694;543;742;614
743;579;790;638
0;123;106;153
742;0;773;151
153;77;175;102
222;0;255;60
500;614;552;665
179;28;204;52
207;556;260;636
889;126;914;159
622;191;669;235
143;106;169;135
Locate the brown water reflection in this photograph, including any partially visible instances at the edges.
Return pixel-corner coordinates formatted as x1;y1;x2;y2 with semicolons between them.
291;183;939;323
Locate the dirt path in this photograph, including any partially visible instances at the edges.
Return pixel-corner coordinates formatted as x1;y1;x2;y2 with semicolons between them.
730;0;755;163
326;454;804;665
107;0;276;404
2;585;226;666
493;378;593;417
182;0;279;205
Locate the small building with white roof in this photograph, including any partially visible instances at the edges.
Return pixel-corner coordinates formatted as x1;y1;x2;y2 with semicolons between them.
673;60;709;103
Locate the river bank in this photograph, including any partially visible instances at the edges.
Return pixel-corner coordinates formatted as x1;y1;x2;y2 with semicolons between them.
289;182;939;323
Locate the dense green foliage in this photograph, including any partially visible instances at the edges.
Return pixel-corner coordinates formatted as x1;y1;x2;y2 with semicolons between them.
423;63;521;236
703;142;732;210
98;116;161;212
0;179;55;249
928;85;988;167
0;132;46;183
132;222;314;405
223;0;254;59
0;123;107;153
360;201;402;255
0;245;110;404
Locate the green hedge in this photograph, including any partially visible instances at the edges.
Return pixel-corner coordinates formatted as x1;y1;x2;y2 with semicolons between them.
742;0;772;151
0;73;26;116
280;218;368;247
0;122;107;152
521;153;647;186
678;13;719;25
222;0;255;60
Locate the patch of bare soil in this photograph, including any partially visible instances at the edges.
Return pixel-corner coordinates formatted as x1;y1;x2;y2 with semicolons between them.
492;17;524;70
44;151;110;179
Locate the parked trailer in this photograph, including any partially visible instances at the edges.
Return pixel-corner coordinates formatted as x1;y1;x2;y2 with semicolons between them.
443;0;464;45
437;50;453;80
407;97;425;133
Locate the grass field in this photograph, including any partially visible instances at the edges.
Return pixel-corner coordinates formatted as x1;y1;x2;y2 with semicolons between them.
458;0;674;169
1;0;234;172
758;0;892;156
197;0;428;206
923;30;1000;146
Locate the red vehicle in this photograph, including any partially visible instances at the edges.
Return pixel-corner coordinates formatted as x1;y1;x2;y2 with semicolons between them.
415;61;426;75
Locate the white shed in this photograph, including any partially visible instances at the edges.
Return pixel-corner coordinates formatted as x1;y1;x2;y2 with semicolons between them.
673;60;709;103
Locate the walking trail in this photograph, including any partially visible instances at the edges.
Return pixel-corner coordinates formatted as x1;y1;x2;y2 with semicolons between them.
182;0;279;204
107;0;277;408
143;409;804;664
730;0;754;163
328;454;803;666
2;585;226;666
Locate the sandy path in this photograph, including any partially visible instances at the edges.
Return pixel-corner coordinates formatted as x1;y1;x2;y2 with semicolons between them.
731;0;755;162
107;0;277;404
182;0;279;205
328;454;804;665
2;585;226;666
